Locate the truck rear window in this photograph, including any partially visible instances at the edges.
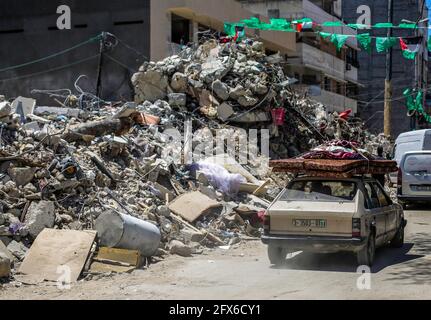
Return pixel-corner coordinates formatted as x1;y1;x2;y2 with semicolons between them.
279;181;357;202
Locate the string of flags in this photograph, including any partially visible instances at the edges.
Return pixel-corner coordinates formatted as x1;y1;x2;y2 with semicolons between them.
224;17;428;60
404;88;431;124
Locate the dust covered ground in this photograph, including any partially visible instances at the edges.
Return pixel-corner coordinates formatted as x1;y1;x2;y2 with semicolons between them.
1;210;431;300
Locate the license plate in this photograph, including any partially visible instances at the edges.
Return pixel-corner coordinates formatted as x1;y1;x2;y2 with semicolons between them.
411;185;431;191
293;219;327;228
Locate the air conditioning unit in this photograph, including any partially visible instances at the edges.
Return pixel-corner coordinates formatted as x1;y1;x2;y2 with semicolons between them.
346;63;352;71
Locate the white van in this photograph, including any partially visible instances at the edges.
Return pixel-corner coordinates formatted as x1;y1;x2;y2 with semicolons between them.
397;151;431;208
389;129;431;184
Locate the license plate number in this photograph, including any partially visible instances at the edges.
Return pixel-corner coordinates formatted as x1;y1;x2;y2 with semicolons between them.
293;219;327;228
411;185;431;191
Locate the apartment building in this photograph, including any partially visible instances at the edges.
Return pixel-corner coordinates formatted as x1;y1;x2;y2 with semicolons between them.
239;0;361;114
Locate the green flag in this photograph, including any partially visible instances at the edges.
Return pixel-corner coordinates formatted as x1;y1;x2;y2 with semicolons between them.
224;23;236;37
356;33;372;53
242;17;261;29
319;32;332;39
330;34;350;51
374;23;393;28
347;23;368;30
270;18;294;31
322;21;344;27
376;37;397;53
398;23;417;29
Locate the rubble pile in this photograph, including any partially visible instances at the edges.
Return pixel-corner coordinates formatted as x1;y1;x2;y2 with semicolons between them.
0;37;392;282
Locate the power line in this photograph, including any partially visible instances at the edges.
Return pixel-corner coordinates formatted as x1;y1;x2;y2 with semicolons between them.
0;34;102;73
0;54;100;83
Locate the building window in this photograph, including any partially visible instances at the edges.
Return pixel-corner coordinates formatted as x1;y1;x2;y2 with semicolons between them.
268;9;280;19
302;74;319;85
171;14;190;45
323;77;331;91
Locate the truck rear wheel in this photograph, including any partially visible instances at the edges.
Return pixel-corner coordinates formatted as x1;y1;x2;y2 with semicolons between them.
268;245;286;265
357;233;375;267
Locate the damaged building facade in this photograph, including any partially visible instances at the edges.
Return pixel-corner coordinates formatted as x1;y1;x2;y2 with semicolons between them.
238;0;361;114
0;0;296;104
1;0;360;116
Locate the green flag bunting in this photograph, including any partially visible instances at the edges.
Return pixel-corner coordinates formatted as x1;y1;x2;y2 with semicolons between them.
373;23;394;28
356;33;372;53
404;89;431;123
376;37;398;53
330;34;350;51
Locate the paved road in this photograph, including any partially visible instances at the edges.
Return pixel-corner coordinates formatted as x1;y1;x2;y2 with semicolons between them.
1;209;430;300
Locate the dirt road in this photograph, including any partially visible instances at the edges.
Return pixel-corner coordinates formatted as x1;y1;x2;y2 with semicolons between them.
1;210;430;300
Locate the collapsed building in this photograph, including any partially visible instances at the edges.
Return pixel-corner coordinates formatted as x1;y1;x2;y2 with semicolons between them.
0;37;391;283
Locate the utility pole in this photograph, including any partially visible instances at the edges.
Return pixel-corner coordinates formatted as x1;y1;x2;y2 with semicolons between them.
96;31;107;99
384;0;393;137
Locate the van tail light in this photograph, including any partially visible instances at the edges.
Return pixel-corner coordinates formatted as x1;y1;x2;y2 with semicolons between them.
352;218;361;238
397;167;403;194
263;212;270;235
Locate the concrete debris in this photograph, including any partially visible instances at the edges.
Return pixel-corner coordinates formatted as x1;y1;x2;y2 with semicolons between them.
24;201;55;239
0;252;11;278
169;240;192;257
6;240;28;261
0;36;393;283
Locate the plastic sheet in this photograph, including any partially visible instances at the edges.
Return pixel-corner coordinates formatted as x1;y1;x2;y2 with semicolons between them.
194;162;246;196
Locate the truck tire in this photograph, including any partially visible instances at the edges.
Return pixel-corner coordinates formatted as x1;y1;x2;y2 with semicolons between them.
357;233;376;267
268;245;286;265
390;224;405;248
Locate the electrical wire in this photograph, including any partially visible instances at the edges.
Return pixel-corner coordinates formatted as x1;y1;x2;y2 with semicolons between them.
0;54;100;83
0;34;101;73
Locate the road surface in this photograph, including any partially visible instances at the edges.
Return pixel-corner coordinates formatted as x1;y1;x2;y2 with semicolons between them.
1;209;430;300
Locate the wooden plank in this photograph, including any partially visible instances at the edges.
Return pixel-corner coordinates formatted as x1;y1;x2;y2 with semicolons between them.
97;247;141;266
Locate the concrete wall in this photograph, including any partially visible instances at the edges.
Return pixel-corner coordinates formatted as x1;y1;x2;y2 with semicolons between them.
150;0;297;61
0;0;150;104
342;0;428;137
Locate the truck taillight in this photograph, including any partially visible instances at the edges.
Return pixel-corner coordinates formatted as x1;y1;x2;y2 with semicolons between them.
352;218;361;238
263;213;270;234
397;167;402;194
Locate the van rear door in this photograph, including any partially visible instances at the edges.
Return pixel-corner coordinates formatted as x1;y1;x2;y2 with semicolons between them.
402;153;431;196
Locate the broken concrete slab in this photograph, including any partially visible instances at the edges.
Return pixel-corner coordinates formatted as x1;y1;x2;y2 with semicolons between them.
11;96;36;118
168;93;187;108
18;229;97;282
169;240;192;257
7;167;36;187
24;201;55;238
168;191;222;223
217;103;234;122
212;80;230;101
0;240;14;263
0;252;11;278
0;101;11;117
170;72;188;93
6;240;28;261
34;106;81;118
132;69;169;103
